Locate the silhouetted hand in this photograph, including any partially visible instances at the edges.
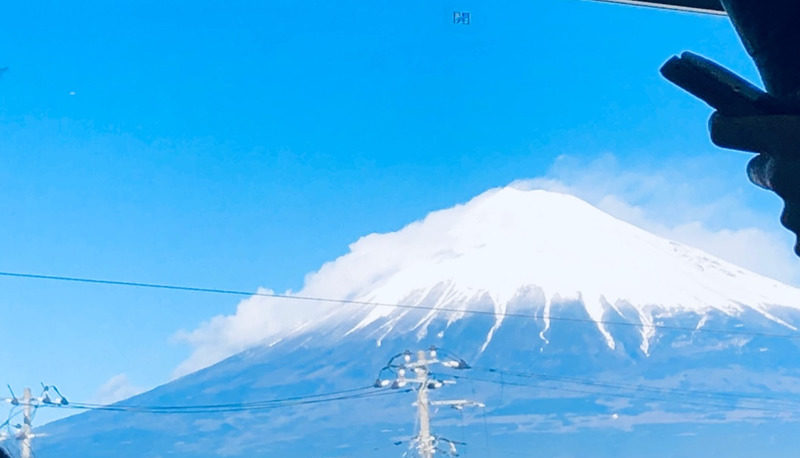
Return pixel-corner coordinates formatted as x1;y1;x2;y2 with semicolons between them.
710;112;800;255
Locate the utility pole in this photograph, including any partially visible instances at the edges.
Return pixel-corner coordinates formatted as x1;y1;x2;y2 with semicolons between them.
414;350;434;458
19;388;32;458
3;384;68;458
375;347;482;457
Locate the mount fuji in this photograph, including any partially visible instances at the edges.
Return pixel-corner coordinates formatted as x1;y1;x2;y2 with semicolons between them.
30;187;800;457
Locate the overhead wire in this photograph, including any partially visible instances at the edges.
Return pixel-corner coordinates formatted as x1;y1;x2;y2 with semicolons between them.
5;271;800;436
447;373;800;415
68;385;376;411
2;270;799;340
469;378;493;458
473;367;800;406
55;387;411;415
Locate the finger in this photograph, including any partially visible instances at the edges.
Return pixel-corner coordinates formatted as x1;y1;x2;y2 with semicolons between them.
710;112;800;156
780;200;800;257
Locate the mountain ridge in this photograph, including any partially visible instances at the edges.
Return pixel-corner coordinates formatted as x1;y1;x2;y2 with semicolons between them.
29;186;800;458
275;186;800;357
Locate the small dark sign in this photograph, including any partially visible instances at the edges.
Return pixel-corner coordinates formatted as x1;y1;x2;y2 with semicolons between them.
453;12;471;25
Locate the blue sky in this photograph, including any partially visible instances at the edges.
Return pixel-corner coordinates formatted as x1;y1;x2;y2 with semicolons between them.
0;1;794;422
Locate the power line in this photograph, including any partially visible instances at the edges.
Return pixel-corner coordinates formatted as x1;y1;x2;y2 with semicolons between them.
2;270;799;340
3;384;408;417
2;384;411;458
51;389;409;415
69;385;376;411
473;367;800;406
448;373;800;414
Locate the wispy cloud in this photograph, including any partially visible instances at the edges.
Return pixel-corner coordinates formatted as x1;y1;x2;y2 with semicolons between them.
173;154;800;376
514;154;800;286
172;292;335;377
94;373;143;405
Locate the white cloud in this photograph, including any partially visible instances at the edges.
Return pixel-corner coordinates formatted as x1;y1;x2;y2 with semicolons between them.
515;154;800;286
174;153;800;376
94;373;143;405
173;291;337;378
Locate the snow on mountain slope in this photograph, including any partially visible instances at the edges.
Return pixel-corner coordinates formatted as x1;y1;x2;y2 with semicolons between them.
33;185;800;458
180;186;800;373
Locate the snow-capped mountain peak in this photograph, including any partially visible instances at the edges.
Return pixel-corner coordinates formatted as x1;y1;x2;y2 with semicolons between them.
299;186;800;353
42;186;800;458
179;186;800;376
